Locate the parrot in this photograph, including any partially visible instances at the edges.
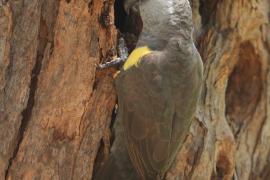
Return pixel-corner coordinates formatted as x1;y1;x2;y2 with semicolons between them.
95;0;203;179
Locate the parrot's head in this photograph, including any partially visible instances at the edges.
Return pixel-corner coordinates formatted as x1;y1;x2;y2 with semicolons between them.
123;0;194;44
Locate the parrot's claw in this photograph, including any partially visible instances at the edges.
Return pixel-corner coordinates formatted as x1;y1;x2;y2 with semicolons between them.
97;56;127;69
98;37;129;70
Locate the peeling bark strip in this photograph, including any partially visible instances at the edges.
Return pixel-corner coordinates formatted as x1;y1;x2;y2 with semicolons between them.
0;1;42;178
5;4;51;175
0;0;270;179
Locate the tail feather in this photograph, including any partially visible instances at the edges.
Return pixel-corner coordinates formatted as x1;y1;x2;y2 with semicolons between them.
94;115;138;180
94;153;138;180
94;155;123;180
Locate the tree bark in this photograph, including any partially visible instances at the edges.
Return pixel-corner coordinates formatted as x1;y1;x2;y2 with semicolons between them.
0;0;269;180
167;0;270;179
1;0;117;179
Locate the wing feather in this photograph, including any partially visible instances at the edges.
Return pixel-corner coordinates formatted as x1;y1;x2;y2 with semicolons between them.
116;53;175;178
115;44;203;179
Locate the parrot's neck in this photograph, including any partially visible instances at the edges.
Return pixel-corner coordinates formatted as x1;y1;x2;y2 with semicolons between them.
165;36;194;56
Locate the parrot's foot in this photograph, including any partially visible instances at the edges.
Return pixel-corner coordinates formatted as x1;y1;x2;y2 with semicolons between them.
97;56;126;69
98;37;129;70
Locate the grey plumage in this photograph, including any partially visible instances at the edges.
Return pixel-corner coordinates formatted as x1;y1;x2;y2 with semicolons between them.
95;0;203;179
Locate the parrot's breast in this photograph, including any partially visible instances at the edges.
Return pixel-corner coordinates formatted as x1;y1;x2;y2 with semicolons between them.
123;46;152;70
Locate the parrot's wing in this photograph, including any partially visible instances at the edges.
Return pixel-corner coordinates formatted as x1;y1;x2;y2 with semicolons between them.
116;53;177;178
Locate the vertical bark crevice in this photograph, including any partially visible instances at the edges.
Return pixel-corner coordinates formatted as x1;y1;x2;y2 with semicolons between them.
250;113;268;179
4;0;60;177
187;121;207;179
4;13;49;180
93;137;107;178
0;0;45;178
260;150;270;179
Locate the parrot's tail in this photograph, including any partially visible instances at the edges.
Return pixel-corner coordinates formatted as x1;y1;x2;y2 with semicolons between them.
94;155;121;180
93;114;139;180
93;153;138;180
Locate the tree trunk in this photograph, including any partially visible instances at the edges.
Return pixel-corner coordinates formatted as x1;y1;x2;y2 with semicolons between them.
0;0;117;179
167;0;270;179
0;0;269;180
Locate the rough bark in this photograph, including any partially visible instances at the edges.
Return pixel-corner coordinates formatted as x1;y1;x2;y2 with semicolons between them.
167;0;270;179
1;0;117;179
0;0;269;180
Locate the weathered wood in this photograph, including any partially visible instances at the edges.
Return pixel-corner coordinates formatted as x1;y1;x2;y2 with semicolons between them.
0;0;270;179
167;0;270;179
1;0;117;179
0;1;42;178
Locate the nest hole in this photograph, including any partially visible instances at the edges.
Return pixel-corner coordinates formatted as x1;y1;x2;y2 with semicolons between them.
212;154;231;180
225;41;262;136
114;0;143;51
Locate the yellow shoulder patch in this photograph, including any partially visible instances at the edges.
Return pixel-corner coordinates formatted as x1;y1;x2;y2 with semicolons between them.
123;46;152;70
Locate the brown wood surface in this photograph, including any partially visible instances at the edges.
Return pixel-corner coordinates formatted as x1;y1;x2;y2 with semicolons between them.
0;0;269;179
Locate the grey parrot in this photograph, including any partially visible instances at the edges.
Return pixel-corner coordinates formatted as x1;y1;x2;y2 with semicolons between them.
95;0;203;179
